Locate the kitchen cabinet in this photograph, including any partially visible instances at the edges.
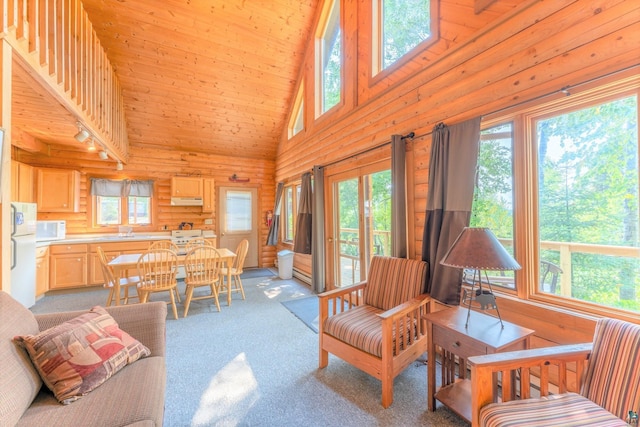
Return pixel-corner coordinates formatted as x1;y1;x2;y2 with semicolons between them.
36;168;81;212
11;161;35;203
203;178;215;212
35;246;49;296
49;244;88;289
171;176;203;198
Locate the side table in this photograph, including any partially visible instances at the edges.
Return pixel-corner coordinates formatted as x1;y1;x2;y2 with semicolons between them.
424;306;534;423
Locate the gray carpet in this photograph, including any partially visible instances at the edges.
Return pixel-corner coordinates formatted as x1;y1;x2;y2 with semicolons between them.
281;295;319;333
31;273;467;427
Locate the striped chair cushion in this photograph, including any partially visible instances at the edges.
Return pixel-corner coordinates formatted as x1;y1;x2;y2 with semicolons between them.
480;393;628;427
580;317;640;420
364;256;428;311
323;305;418;358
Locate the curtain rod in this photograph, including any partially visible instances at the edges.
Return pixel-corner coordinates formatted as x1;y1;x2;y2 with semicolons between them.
405;65;639;143
315;131;415;171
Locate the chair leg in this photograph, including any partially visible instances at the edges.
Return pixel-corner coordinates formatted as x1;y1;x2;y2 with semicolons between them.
381;378;393;408
168;289;178;320
183;286;194;318
234;275;246;300
106;288;114;306
210;283;221;312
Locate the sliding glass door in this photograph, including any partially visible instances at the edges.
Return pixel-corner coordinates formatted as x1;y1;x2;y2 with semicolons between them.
328;162;391;288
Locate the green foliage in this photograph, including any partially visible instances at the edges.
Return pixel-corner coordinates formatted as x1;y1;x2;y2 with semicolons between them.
382;0;431;69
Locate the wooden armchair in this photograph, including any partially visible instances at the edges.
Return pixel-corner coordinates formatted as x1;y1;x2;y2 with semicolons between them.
468;318;640;427
318;256;431;408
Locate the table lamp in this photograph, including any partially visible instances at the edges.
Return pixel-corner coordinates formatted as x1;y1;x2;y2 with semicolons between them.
440;227;521;328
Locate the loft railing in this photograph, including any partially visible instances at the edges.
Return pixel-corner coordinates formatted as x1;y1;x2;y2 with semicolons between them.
0;0;128;161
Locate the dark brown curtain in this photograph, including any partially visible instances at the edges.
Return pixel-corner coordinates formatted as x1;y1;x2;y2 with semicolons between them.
266;182;284;246
422;117;481;304
391;135;407;258
293;172;312;254
311;166;325;293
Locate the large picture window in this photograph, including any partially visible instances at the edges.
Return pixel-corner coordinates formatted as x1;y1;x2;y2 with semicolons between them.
477;76;639;316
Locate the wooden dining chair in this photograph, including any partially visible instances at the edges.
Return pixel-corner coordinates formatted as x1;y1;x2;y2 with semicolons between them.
219;239;248;301
137;248;180;319
184;236;215;252
148;240;180;253
97;247;140;306
183;246;222;317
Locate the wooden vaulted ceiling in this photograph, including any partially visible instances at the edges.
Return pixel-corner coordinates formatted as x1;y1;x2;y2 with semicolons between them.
12;0;318;161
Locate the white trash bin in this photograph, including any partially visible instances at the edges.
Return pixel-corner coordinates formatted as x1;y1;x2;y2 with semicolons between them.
277;250;295;279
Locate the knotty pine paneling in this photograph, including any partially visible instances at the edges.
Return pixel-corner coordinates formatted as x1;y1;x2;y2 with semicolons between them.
18;145;276;268
277;0;640;335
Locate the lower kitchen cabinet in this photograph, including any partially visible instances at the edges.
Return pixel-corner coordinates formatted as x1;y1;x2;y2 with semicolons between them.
89;241;150;285
35;246;49;296
49;244;88;289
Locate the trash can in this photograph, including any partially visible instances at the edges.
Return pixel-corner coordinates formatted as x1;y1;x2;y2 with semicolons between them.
277;250;295;279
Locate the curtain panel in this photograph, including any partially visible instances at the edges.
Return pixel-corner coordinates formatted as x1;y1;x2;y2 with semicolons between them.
311;166;325;293
267;182;284;246
293;172;312;254
391;134;408;258
422;117;481;304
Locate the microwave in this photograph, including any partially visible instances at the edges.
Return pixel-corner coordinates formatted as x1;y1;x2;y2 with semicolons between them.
36;220;66;241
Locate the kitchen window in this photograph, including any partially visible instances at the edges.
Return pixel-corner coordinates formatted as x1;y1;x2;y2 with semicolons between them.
91;178;154;228
479;74;640;317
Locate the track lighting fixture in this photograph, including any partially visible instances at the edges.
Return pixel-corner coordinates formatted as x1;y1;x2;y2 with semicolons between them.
74;123;90;142
98;150;109;160
87;138;96;151
116;161;123;171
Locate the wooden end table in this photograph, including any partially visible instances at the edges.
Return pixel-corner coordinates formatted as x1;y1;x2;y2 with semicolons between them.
424;306;534;423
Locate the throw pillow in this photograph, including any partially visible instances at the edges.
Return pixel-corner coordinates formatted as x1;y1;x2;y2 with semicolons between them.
14;306;150;404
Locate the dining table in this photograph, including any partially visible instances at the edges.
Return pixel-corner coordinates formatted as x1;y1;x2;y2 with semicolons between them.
108;247;237;306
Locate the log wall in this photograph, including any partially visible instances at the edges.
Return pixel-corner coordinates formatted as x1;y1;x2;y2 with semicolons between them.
276;0;640;344
17;145;277;268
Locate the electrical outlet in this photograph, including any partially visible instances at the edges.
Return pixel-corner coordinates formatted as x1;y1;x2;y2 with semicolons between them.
204;219;213;225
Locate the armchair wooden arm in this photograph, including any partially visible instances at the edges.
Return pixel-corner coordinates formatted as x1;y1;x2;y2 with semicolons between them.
468;343;593;427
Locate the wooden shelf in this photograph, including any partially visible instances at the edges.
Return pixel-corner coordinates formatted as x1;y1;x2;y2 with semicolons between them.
435;379;472;423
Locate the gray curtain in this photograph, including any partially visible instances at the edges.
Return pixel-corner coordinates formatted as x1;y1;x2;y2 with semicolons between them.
391;134;407;258
293;172;312;254
267;182;284;246
91;178;154;197
311;166;325;293
422;117;481;304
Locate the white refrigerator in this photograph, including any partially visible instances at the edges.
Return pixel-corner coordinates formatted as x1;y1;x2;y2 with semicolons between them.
11;202;37;308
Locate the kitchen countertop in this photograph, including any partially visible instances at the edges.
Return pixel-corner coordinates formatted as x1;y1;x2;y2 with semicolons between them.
37;231;216;247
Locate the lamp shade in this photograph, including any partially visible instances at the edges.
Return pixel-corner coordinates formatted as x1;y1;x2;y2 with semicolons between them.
440;227;521;271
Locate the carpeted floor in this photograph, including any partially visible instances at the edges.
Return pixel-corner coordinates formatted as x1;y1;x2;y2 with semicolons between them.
30;270;467;427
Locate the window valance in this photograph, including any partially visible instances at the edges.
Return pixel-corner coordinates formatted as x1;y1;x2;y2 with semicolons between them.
90;178;154;197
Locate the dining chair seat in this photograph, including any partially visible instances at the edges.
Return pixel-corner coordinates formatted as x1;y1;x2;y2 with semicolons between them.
137;249;180;319
183;246;222;317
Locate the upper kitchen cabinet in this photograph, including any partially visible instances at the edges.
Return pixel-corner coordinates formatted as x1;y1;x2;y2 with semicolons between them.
203;178;215;213
171;176;203;198
37;168;81;212
11;161;35;203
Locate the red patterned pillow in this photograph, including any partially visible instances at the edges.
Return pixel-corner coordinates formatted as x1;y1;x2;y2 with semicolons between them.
14;306;150;404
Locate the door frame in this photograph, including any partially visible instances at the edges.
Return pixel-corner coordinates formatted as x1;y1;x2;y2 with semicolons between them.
217;186;259;268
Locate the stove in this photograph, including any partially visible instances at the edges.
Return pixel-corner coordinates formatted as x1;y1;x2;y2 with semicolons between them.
171;229;203;247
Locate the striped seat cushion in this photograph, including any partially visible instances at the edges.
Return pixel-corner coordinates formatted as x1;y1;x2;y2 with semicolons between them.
480;393;629;427
364;256;427;311
580;318;640;420
323;305;417;358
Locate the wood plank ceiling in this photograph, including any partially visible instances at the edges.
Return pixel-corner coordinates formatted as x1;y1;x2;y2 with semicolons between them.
12;0;318;161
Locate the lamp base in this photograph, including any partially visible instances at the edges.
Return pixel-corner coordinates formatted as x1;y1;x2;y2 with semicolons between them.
462;270;504;329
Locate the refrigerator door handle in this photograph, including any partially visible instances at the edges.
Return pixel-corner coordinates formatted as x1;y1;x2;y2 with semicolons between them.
11;237;16;270
10;204;16;236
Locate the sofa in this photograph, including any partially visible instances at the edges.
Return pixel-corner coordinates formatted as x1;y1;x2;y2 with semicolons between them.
0;290;167;427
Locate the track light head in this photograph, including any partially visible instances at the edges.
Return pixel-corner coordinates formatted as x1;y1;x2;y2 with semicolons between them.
116;161;123;171
87;139;96;151
74;128;90;142
98;150;109;160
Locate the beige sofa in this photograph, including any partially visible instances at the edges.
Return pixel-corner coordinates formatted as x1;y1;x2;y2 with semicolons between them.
0;291;167;427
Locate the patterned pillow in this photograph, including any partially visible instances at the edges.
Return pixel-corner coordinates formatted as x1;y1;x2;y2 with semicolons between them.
14;306;150;404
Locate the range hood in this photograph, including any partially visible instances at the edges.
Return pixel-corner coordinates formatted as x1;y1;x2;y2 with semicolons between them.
170;197;203;206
